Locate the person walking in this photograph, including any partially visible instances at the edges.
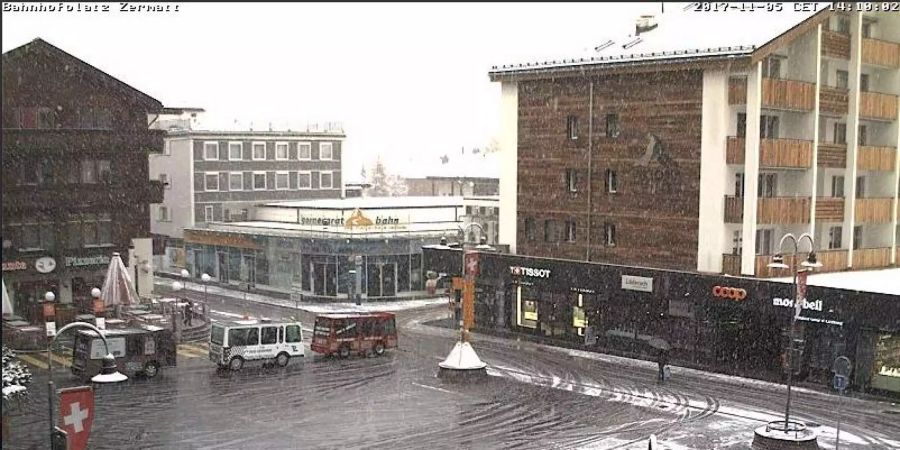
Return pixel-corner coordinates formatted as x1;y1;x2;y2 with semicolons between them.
657;348;669;383
183;300;193;327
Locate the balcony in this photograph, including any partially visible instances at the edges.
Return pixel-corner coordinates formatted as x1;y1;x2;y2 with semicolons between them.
817;142;847;168
725;137;812;168
822;30;850;60
722;254;741;275
859;91;899;121
853;247;893;270
762;78;815;112
726;136;744;164
753;249;848;278
815;197;844;222
724;196;744;223
728;77;747;105
857;145;897;171
2;128;166;153
819;86;849;116
757;197;811;224
854;198;893;224
861;38;900;68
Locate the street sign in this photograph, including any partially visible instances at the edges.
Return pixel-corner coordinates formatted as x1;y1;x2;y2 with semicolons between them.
833;374;848;391
833;356;852;377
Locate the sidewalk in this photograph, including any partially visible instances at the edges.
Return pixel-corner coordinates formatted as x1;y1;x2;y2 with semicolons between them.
153;276;448;314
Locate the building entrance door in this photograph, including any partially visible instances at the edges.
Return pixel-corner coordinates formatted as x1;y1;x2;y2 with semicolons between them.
217;252;229;283
313;262;337;296
366;262;397;297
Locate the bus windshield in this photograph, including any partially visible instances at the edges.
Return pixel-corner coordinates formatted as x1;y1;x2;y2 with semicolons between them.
210;325;225;345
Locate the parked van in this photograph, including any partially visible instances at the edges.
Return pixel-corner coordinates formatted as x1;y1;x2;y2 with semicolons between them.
209;319;304;371
311;312;397;358
71;325;177;379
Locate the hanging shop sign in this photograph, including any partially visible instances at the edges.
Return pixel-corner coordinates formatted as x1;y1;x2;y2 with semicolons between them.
711;285;747;301
2;260;28;272
65;255;111;268
509;265;551;278
35;256;57;274
772;297;823;312
621;275;653;293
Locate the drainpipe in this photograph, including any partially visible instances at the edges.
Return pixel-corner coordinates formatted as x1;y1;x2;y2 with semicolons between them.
586;81;595;261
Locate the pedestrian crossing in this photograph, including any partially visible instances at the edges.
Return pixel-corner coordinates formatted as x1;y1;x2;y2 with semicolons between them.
15;342;213;371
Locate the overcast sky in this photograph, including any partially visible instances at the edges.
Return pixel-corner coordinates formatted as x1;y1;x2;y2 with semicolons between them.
2;2;660;178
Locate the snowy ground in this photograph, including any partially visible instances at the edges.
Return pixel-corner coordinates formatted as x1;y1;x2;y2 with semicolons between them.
770;267;900;295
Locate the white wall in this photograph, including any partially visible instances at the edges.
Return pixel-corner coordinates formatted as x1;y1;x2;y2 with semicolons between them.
859;223;893;248
781;31;818;82
498;81;519;253
741;62;763;274
149;137;194;239
697;69;730;273
129;237;154;297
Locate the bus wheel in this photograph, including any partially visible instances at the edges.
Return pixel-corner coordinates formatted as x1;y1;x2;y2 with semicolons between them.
143;361;160;378
276;352;290;367
373;342;385;356
338;345;351;359
229;356;244;371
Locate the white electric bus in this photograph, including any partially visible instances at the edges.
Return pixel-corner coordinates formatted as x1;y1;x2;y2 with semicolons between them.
209;319;304;371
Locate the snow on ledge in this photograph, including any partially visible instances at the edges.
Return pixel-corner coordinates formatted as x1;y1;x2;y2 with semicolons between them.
770;267;900;296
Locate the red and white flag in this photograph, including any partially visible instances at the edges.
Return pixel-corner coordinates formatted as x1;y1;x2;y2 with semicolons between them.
58;386;95;450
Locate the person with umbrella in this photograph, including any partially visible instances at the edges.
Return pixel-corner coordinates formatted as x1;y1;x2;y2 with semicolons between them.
648;337;671;383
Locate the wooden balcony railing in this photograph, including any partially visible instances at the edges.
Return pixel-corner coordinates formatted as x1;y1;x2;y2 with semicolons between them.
818;249;850;273
857;146;897;171
817;142;847;168
859;91;899;121
862;38;900;68
853;247;893;270
729;77;747;105
822;30;850;60
760;138;813;168
724;196;744;223
815;197;844;222
753;249;848;278
757;197;811;224
726;136;745;164
762;78;815;111
819;86;849;116
854;198;893;224
722;254;741;275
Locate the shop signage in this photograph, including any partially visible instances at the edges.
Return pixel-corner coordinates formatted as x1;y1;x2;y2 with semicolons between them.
712;286;747;301
772;297;823;312
1;261;27;272
35;256;57;274
65;255;111;268
621;275;653;293
509;265;551;278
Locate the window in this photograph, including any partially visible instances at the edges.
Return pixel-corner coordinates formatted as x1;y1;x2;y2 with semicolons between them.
732;230;743;255
605;113;620;138
204;173;219;191
98;161;111;183
834;123;847;144
604;223;616;247
82;213;98;246
285;325;302;343
298;142;312;160
97;213;112;245
203;142;219;160
159;173;170;189
566;115;579;140
829;226;843;249
762;56;783;79
261;327;278;345
298;171;312;189
543;219;555;242
565;220;577;242
760;115;779;139
853;226;863;250
245;328;259;346
158;206;170;222
228;142;243;160
524;218;535;240
858;125;867;146
204;206;214;222
466;206;474;215
861;20;873;38
836;70;849;89
276;172;290;190
81;160;98;184
319;142;334;160
860;74;870;92
253;172;266;190
736;113;747;138
832;175;845;197
252;142;266;160
606;169;618;194
757;173;777;198
734;173;745;197
275;142;289;160
229;173;243;191
320;172;333;189
836;16;850;34
37;107;56;129
755;229;773;255
163;140;171;156
228;328;248;347
565;169;577;193
20;160;40;185
856;176;865;198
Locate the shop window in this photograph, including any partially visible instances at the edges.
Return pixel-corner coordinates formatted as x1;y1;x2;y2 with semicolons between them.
829;226;843;249
566;115;578;140
516;286;538;329
261;327;278;345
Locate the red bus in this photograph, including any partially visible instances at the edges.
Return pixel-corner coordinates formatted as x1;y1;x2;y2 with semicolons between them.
310;312;398;358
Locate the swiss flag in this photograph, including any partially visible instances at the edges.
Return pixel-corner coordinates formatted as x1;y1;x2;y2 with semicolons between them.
58;386;95;450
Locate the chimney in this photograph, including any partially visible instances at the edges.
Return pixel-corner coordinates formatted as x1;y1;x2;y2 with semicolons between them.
635;15;657;36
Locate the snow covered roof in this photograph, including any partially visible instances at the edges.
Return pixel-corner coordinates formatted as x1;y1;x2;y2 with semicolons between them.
263;196;463;210
772;268;900;296
490;3;830;77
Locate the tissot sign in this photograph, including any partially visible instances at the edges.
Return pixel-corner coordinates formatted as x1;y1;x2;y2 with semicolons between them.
509;265;551;278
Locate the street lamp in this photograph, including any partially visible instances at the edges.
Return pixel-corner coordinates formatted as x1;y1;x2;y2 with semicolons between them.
200;273;211;305
766;232;822;433
45;291;56;302
47;321;126;447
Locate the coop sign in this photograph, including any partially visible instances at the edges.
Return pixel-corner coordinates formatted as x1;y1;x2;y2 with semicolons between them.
772;297;823;312
65;255;111;268
509;266;551;278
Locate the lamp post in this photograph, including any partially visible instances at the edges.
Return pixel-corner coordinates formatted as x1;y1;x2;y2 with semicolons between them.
766;232;822;432
200;273;211;305
47;321;127;448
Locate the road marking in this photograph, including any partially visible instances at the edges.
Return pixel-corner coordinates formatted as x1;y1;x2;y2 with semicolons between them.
177;343;210;358
16;353;72;370
17;353;50;370
411;382;456;395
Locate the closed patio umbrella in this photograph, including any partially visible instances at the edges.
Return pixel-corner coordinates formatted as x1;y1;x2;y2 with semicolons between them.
1;278;12;316
100;252;139;308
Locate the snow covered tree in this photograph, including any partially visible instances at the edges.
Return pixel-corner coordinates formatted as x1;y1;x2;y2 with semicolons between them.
2;346;31;405
367;156;407;197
